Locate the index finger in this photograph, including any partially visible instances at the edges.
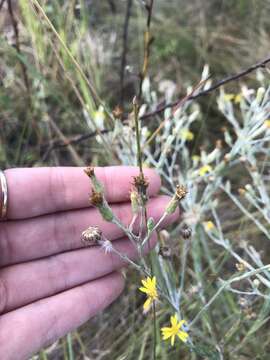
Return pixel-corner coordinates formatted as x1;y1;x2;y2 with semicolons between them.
4;166;161;219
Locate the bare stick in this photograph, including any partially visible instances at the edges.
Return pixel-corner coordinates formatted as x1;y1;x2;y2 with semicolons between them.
120;0;133;105
140;55;270;120
7;0;30;93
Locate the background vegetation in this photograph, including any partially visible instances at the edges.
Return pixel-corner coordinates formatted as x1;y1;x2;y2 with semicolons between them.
1;1;270;359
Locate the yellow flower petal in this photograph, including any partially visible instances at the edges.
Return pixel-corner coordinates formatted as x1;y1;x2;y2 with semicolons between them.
139;287;149;294
223;94;235;101
143;296;153;311
264;120;270;129
234;94;242;104
170;314;178;327
177;331;189;343
171;335;175;346
180;129;194;141
141;279;148;288
199;164;212;176
203;221;215;231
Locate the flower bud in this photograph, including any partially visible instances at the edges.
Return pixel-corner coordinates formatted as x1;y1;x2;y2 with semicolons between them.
84;167;103;192
181;225;192;239
130;190;140;214
158;246;172;259
165;185;187;214
147;217;155;232
90;191;114;222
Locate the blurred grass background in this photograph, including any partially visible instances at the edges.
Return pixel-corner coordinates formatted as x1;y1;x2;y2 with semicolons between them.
1;1;270;359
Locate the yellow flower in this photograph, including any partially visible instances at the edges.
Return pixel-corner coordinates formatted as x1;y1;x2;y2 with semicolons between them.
161;314;189;346
264;120;270;129
93;106;105;126
199;164;212;176
180;129;194;141
234;94;243;104
203;221;215;231
192;155;200;162
223;93;242;104
223;93;235;102
139;276;158;311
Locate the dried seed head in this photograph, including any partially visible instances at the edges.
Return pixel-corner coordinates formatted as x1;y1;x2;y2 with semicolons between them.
112;105;123;119
176;185;188;201
90;190;103;207
159;246;172;259
238;188;246;196
235;262;246;272
133;174;149;191
81;226;102;245
133;174;149;201
215;139;223;149
181;225;192;239
238;297;249;309
84;166;95;178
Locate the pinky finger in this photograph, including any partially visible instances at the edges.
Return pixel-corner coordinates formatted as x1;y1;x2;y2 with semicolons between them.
0;272;124;360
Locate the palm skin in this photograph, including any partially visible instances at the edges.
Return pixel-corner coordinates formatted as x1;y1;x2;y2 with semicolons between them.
0;166;178;359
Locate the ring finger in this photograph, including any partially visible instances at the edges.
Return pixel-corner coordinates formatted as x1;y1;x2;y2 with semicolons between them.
0;233;156;314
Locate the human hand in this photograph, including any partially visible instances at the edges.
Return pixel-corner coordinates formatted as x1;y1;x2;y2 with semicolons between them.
0;166;178;359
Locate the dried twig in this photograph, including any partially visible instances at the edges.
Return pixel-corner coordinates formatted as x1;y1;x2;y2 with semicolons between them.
140;55;270;120
0;0;5;12
120;0;133;105
47;118;84;166
138;0;154;101
7;0;30;92
41;129;110;162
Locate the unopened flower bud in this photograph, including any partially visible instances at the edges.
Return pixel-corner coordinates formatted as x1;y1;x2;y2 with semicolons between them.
181;225;192;239
99;201;114;222
84;166;95;178
90;190;103;207
130;190;140;214
90;191;114;222
253;279;260;288
147;217;155;233
165;185;187;214
84;167;103;192
133;174;149;199
158;245;172;259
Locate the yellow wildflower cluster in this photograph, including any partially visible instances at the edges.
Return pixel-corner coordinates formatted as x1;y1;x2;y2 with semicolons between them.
161;314;189;346
139;278;189;346
223;93;243;104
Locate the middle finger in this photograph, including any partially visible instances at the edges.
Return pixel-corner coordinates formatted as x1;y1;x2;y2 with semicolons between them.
0;196;178;266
